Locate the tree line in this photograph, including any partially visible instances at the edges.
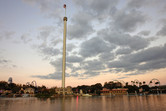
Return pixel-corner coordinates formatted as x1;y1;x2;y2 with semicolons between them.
1;80;165;96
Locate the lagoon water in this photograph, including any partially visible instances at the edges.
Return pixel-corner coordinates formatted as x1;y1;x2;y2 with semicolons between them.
0;94;166;111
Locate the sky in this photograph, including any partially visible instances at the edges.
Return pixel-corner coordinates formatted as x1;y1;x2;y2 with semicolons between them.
0;0;166;88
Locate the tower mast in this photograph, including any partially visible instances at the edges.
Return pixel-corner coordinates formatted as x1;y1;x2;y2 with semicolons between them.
62;4;67;96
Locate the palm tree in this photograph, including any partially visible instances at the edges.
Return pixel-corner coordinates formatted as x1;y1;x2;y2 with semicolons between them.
131;81;134;86
139;82;142;87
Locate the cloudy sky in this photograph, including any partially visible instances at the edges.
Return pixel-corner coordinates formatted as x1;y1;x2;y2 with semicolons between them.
0;0;166;87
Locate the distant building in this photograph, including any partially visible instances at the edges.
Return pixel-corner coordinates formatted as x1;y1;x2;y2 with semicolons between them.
55;86;73;95
110;88;128;95
101;88;128;96
100;88;110;96
24;88;35;94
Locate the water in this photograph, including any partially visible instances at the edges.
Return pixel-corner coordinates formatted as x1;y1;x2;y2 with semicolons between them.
0;94;166;111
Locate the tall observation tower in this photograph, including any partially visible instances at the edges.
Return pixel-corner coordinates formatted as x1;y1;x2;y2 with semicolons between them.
62;4;67;96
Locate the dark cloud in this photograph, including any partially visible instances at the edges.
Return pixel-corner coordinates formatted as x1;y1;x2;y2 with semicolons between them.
138;30;151;36
116;47;132;55
67;55;83;63
68;12;94;39
67;44;76;52
79;37;114;57
137;58;166;71
71;66;82;73
32;65;83;80
83;71;100;77
0;59;9;64
99;52;115;62
113;10;147;32
50;56;81;71
108;60;137;72
108;44;166;73
50;58;62;71
126;0;147;9
32;71;62;80
124;44;166;63
39;45;61;58
32;66;82;80
157;25;166;36
99;29;149;50
73;0;119;16
68;72;83;78
82;59;105;71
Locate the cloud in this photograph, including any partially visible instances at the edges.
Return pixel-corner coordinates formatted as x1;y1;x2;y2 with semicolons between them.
35;25;63;59
23;0;63;15
50;58;62;71
126;0;147;9
0;31;15;40
108;43;166;73
99;29;150;50
66;44;76;52
38;26;55;41
32;55;105;80
38;44;61;59
29;0;166;81
99;52;115;62
79;37;114;57
116;76;129;80
116;47;132;55
67;55;83;63
138;58;166;71
157;25;166;36
32;71;62;80
73;0;119;17
138;30;151;36
21;33;32;44
0;59;9;64
108;60;137;72
125;72;145;76
113;10;147;32
0;58;17;68
82;59;105;71
83;71;100;77
68;12;94;39
124;44;166;63
50;38;62;46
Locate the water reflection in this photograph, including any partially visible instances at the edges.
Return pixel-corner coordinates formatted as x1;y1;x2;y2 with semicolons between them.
76;96;78;111
0;95;166;111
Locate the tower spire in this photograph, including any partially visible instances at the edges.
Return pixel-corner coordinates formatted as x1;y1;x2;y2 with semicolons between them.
62;4;67;96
